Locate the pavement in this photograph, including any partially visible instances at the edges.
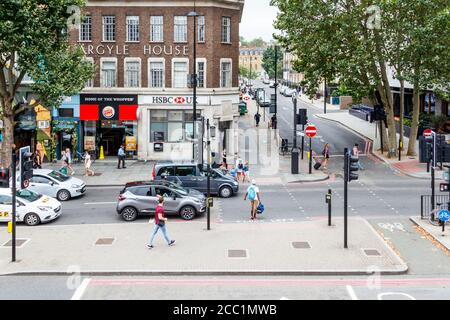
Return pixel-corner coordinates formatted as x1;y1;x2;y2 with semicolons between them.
0;215;407;276
410;216;450;253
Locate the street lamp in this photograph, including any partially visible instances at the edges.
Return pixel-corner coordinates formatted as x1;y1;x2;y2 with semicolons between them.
291;92;299;174
188;10;199;162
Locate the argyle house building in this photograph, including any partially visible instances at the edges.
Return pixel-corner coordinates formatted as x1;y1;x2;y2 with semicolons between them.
62;0;244;162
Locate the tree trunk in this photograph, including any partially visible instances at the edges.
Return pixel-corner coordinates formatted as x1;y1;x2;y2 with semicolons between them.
399;79;405;157
0;98;14;168
407;79;420;156
379;64;397;158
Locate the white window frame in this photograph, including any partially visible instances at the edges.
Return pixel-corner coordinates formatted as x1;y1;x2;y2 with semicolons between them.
85;57;94;88
124;57;141;88
174;16;188;43
126;16;140;42
100;57;117;88
197;15;205;43
79;15;92;42
150;15;164;43
196;58;207;88
221;17;231;43
102;15;116;42
220;58;232;88
148;57;165;89
171;58;189;88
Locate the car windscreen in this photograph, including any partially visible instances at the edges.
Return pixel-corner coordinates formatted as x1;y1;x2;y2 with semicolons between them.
16;189;42;202
48;170;70;182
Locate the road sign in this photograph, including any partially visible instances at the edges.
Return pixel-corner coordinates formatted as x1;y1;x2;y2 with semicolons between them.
305;125;317;137
444;171;450;182
438;209;450;222
243;94;251;103
440;183;449;192
423;129;433;137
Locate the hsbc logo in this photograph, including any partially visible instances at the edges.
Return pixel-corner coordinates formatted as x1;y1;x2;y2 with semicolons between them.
152;96;196;105
174;97;185;104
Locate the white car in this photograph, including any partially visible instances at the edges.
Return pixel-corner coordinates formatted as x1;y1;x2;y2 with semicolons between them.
284;88;297;97
20;169;86;201
279;85;288;95
263;78;270;85
0;188;62;226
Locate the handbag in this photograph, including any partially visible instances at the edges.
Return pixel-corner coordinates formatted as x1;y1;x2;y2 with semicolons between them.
157;220;165;227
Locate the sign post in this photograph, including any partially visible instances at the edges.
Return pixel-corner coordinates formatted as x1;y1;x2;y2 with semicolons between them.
305;125;317;174
438;209;449;233
424;129;436;214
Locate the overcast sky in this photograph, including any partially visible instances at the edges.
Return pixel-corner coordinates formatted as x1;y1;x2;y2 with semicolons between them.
240;0;279;42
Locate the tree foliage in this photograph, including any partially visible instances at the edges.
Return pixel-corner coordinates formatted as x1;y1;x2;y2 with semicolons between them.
262;46;283;80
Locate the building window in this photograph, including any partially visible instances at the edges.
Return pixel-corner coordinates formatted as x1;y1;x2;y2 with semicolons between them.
198;16;205;42
197;61;205;88
221;61;231;88
79;15;91;41
102;16;115;41
150;110;201;142
101;60;116;87
150;16;164;42
126;16;139;42
173;61;188;88
149;60;164;88
125;60;140;88
85;58;94;87
174;16;187;42
221;17;231;43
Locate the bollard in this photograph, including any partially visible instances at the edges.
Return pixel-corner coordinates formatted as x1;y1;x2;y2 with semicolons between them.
326;189;332;226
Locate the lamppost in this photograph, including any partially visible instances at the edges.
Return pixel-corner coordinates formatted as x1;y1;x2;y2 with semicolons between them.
274;45;278;117
188;9;199;162
291;93;299;174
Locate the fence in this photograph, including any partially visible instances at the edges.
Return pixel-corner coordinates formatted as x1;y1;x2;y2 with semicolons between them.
421;194;450;219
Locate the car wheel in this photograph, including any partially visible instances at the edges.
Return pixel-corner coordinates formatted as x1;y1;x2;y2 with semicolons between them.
57;189;71;201
24;213;41;226
179;205;196;220
219;186;233;198
121;207;138;221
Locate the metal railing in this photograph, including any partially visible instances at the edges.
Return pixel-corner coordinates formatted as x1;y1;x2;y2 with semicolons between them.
421;195;450;219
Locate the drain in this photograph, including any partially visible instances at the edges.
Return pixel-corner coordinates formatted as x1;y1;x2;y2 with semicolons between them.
363;249;381;256
2;239;30;248
228;249;248;258
292;241;311;249
95;238;115;245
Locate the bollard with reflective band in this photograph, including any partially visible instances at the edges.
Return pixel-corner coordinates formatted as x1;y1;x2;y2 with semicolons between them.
7;221;12;234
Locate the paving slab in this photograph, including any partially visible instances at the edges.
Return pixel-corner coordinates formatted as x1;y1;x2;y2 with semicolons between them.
0;217;407;275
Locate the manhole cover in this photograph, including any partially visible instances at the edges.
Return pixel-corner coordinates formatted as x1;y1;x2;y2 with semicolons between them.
228;249;247;258
95;238;115;245
292;241;311;249
363;249;381;256
2;239;29;248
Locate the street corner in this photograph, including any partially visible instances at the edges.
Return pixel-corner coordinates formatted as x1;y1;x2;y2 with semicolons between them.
410;216;450;254
282;172;330;184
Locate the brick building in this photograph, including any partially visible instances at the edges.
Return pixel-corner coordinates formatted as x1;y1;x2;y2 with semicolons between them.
58;0;245;162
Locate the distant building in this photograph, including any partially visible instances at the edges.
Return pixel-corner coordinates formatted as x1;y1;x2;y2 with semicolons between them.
282;51;304;87
239;47;266;78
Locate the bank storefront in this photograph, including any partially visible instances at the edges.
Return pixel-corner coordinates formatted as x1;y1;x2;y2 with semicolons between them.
80;94;138;158
137;93;240;162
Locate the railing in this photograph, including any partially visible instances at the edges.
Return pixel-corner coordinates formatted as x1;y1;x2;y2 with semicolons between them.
420;194;450;219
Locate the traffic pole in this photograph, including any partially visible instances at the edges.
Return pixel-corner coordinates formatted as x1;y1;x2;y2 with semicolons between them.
206;119;211;231
344;148;348;249
11;147;16;262
327;189;332;227
309;136;312;174
301;124;305;160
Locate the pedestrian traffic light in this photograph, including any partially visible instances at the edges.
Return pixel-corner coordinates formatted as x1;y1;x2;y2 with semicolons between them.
19;147;33;189
0;168;9;188
347;154;359;182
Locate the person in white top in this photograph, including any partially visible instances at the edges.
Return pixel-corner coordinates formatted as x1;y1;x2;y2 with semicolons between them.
235;154;244;182
65;148;75;175
244;179;261;220
84;151;95;176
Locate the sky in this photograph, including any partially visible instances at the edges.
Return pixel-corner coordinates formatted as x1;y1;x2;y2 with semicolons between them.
240;0;279;42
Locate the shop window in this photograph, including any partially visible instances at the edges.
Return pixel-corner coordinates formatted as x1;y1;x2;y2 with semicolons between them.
58;108;74;118
168;122;183;142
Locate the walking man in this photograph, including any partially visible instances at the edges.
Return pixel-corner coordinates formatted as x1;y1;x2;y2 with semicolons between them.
147;196;175;249
254;112;261;127
271;114;277;129
117;145;126;169
351;143;364;170
244;179;261;220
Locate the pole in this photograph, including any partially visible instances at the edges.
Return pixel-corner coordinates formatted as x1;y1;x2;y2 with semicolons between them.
274;45;278;117
192;11;197;162
344;148;348;249
328;189;332;227
398;137;401;161
11;148;17;262
206;119;211;231
380;120;384;154
301;124;305;160
431;132;436;211
324;78;327;114
249;57;252;87
293;97;297;148
309;136;312;174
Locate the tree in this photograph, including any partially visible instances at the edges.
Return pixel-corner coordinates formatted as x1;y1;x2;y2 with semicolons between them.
239;66;258;80
262;46;283;80
0;0;94;167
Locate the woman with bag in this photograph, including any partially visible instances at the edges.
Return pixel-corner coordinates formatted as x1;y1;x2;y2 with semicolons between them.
321;143;330;170
84;151;95;176
147;196;176;249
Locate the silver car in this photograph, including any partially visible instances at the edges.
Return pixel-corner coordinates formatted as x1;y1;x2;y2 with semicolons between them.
117;182;206;221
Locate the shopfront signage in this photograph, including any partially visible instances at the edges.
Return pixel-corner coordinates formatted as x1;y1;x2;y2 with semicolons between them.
80;94;138;121
139;95;208;105
80;44;189;57
125;136;137;152
102;106;116;119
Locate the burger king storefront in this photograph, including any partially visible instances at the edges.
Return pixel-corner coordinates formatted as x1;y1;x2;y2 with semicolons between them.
80;94;138;158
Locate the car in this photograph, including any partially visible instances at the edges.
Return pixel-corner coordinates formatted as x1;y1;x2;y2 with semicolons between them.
262;78;270;85
284;87;297;97
125;179;206;201
269;81;276;88
152;161;239;198
116;181;206;221
0;188;62;226
279;85;288;95
258;94;271;107
20;169;86;201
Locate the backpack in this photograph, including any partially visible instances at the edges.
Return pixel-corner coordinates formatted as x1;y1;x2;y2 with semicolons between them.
248;186;256;200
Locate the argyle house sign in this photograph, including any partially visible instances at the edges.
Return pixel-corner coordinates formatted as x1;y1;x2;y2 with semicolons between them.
80;44;189;56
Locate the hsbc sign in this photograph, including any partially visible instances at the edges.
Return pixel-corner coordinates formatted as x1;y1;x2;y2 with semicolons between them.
151;96;197;105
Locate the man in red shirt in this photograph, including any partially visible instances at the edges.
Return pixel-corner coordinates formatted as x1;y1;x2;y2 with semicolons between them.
147;196;175;249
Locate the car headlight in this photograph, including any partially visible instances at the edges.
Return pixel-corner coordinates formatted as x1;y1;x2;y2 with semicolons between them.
38;206;52;211
71;184;81;188
233;181;238;186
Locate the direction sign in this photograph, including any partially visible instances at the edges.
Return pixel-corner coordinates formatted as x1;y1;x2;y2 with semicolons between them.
305;125;317;137
438;209;450;222
423;129;433;137
243;94;251;103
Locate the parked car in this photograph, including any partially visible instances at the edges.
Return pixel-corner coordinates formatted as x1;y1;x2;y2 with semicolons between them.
0;188;62;226
117;181;206;221
269;81;276;88
126;179;205;201
279;85;288;96
17;169;86;201
263;78;270;85
258;94;271;107
284;87;297;97
152;161;239;198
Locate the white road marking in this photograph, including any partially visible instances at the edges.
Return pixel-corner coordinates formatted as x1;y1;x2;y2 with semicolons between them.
84;202;116;205
377;292;415;300
346;285;359;300
71;278;91;300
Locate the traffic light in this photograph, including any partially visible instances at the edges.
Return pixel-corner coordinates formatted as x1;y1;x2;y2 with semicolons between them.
19;147;33;189
347;154;359;182
0;168;9;188
297;109;308;125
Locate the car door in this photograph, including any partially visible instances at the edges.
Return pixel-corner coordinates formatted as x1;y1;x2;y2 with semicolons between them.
175;166;198;189
129;186;155;215
0;195;12;223
154;186;178;214
196;169;208;193
29;175;57;197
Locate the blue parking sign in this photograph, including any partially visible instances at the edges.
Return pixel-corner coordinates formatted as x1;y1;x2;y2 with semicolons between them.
438;209;450;222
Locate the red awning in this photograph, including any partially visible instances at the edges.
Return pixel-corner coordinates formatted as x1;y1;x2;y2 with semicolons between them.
80;104;99;120
119;105;138;121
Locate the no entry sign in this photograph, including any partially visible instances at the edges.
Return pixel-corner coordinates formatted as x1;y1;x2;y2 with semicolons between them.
423;129;433;137
243;94;251;103
305;125;317;137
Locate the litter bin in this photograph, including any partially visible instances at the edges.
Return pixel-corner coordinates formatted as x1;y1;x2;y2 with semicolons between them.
239;102;248;116
332;96;340;105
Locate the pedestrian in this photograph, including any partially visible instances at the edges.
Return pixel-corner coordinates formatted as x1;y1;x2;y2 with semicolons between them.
254;112;261;127
243;160;250;183
117;145;126;169
147;196;176;249
60;151;68;175
222;149;227;169
235;154;244;182
321;143;330;170
271;114;277;129
65;148;75;175
351;143;364;170
84;151;95;176
32;150;42;169
244;179;261;220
